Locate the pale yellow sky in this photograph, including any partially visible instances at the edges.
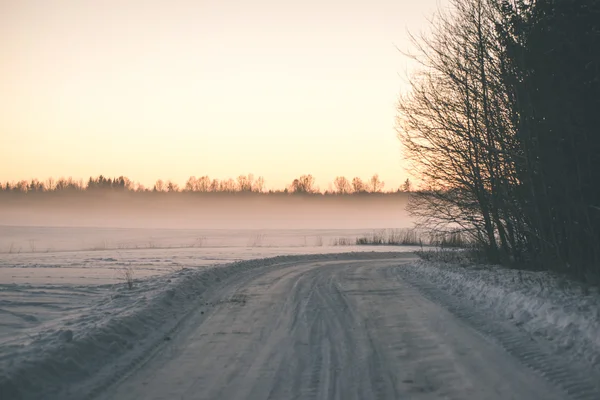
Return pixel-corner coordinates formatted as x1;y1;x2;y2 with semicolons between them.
1;0;441;190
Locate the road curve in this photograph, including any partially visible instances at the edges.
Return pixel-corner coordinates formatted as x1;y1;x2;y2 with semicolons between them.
94;255;586;400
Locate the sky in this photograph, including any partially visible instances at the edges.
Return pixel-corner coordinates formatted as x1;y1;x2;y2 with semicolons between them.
1;0;441;191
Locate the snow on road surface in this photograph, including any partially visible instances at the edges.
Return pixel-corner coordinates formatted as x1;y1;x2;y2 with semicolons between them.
94;254;599;400
2;252;600;400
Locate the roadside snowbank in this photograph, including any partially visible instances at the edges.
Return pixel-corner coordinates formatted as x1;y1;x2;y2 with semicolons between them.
402;257;600;371
0;251;410;400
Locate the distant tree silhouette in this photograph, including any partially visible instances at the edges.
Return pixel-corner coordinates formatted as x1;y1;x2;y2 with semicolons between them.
185;176;198;192
45;177;55;191
1;173;407;196
351;177;366;193
368;174;385;193
219;178;237;193
209;179;220;192
195;176;210;192
167;181;179;192
334;176;352;194
85;175;133;191
154;179;166;192
290;175;317;194
236;174;264;192
28;179;44;192
237;175;252;192
254;176;265;193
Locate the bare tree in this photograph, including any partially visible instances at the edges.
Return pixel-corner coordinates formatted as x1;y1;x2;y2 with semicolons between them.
154;179;166;192
397;0;518;261
368;174;385;193
237;174;254;192
195;176;210;192
290;175;317;194
334;176;352;194
351;177;366;193
185;176;198;192
219;178;237;193
45;177;55;191
166;181;179;192
209;179;220;192
402;178;412;192
253;176;265;193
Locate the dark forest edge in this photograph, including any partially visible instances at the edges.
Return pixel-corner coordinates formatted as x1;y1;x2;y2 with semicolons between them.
398;0;600;282
0;174;413;196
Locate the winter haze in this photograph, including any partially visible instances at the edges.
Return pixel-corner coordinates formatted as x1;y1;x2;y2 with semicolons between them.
2;0;600;399
0;192;411;230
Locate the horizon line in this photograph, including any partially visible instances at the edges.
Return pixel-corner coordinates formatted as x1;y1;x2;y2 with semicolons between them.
1;173;413;194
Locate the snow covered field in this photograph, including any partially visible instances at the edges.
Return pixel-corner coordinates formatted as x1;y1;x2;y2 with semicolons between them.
0;225;419;395
0;226;412;319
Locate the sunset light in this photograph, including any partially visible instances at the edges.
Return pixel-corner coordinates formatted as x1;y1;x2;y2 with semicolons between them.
1;0;439;189
2;1;598;398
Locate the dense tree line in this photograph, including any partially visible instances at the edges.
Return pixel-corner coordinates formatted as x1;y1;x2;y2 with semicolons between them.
0;174;412;195
398;0;600;279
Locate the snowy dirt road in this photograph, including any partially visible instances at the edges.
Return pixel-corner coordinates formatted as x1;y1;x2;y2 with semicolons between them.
91;255;596;400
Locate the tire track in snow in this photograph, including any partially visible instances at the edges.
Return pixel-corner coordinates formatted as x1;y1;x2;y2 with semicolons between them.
94;256;571;399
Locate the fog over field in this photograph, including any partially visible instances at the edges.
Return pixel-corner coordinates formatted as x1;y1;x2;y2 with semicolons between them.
0;193;411;230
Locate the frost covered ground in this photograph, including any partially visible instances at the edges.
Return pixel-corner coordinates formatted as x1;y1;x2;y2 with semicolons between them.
400;256;600;373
